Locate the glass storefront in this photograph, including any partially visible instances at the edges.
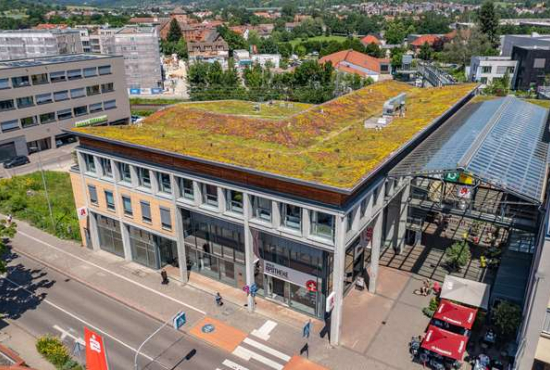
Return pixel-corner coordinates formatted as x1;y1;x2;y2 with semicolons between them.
128;225;178;270
344;235;366;293
182;209;246;287
96;214;125;258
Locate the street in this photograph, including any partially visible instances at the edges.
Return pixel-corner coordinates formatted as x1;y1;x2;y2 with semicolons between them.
0;251;266;370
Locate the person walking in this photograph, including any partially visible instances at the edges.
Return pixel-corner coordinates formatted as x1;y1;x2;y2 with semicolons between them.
7;214;12;225
215;292;223;306
160;269;169;285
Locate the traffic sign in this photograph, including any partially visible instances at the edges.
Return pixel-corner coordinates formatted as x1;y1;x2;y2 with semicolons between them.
250;283;258;297
173;311;186;330
303;320;311;339
202;324;215;333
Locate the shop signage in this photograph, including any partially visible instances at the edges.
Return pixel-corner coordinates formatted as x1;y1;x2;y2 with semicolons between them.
129;88;141;95
263;260;317;289
445;172;474;185
457;186;472;199
75;115;108;128
84;327;108;370
326;291;336;312
77;206;88;220
306;280;317;292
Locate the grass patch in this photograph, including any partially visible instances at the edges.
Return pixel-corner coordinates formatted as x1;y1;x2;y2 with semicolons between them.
131;109;156;117
130;97;185;106
290;35;349;47
185;100;312;118
524;98;550;109
0;171;80;241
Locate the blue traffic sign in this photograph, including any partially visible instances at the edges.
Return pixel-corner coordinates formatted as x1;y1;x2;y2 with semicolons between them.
202;324;215;333
173;312;186;330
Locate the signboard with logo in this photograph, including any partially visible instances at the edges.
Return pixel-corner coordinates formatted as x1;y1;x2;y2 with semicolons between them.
151;88;163;94
445;172;474;185
84;327;108;370
75;115;108;128
457;186;472;199
263;260;317;289
129;88;141;95
77;206;88;220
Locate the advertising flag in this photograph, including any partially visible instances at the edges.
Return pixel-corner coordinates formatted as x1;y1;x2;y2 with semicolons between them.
85;327;109;370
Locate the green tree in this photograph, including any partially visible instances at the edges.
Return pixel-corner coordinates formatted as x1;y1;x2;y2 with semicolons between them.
440;28;497;65
166;18;182;43
365;42;384;58
445;240;471;271
419;42;432;61
478;1;499;48
259;38;279;54
0;219;16;273
492;301;522;340
385;21;407;45
174;38;188;59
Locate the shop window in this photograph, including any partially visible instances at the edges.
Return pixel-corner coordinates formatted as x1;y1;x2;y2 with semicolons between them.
105;191;115;211
100;158;112;178
31;73;49;85
54;90;69;101
39;112;56;124
226;190;243;214
282;204;301;230
202;184;218;207
117;162;132;183
12;75;30;88
101;82;114;93
74;105;88;117
311;211;334;240
1;120;19;132
16;96;34;108
140;201;152;223
49;71;66;83
20;116;37;128
137;167;151;188
36;93;53;105
57;108;72;120
122;196;132;216
67;69;82;80
70;87;86;99
252;196;271;222
88;185;98;205
96;214;125;257
0;99;14;111
86;85;100;96
160;207;172;230
178;177;194;200
157;172;171;194
83;154;96;173
84;67;97;78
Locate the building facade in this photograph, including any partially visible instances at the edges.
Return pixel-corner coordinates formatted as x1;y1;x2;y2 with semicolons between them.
0;29;83;61
511;45;550;90
468;56;517;87
0;54;130;161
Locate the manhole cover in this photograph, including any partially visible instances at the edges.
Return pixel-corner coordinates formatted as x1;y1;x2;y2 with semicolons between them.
201;324;215;333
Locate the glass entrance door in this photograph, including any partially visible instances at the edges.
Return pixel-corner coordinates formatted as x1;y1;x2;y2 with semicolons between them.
266;275;289;305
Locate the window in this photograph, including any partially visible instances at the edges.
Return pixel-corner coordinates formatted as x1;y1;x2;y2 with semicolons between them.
137;167;151;188
88;185;98;205
1;120;19;132
157;172;171;194
67;69;82;80
346;212;354;232
160;207;172;230
98;65;112;75
101;82;114;93
104;100;116;110
481;66;492;73
83;67;97;78
70;88;85;99
20;116;37;128
49;71;66;83
0;78;10;89
534;58;546;69
57;108;72;120
311;211;334;240
543;309;550;334
226;190;243;213
74;105;88;116
117;162;132;183
89;102;103;113
36;93;53;105
140;201;152;223
86;85;100;96
282;204;301;230
0;99;14;111
105;191;115;210
54;90;69;101
508;66;515;74
12;76;30;88
83;154;96;173
100;158;112;178
178;178;194;200
202;184;218;207
16;96;34;108
252;196;271;222
480;77;488;84
122;196;133;216
39;112;56;124
31;73;49;85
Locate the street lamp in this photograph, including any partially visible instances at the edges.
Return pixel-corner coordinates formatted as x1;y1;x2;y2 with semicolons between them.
30;147;55;229
134;311;181;370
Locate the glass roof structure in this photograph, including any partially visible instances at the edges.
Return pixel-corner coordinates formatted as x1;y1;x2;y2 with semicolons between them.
390;97;550;204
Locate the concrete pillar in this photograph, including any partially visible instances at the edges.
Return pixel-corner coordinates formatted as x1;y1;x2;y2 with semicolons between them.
303;208;311;237
171;175;188;284
330;214;346;346
88;212;101;252
395;181;411;254
243;193;255;313
368;213;383;293
120;222;133;261
272;200;281;227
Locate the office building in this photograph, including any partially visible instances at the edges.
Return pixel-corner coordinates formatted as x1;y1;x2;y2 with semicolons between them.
511;45;550;90
0;54;130;161
0;29;83;61
468;56;517;87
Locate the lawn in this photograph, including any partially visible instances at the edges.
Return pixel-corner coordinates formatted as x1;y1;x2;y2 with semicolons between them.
130;97;186;106
183;100;312;118
290;35;350;47
0;172;80;241
524;98;550;109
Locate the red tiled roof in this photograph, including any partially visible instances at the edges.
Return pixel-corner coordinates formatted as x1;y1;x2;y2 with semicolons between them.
411;34;440;47
361;35;380;45
33;23;68;30
319;49;386;75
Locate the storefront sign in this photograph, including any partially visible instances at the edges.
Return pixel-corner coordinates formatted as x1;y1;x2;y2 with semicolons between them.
77;206;88;220
75;115;108;128
445;172;474;185
84;327;108;370
457;186;472;199
326;291;336;312
263;260;317;289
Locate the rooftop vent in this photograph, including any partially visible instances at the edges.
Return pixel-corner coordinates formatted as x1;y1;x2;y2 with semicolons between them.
364;93;407;129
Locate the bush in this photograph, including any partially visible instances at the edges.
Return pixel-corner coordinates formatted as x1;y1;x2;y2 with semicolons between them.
493;301;522;341
36;336;70;368
445;240;471;271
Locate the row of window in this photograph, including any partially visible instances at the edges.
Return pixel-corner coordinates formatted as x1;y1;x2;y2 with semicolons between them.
88;185;173;231
0;83;114;113
1;65;112;90
82;154;338;241
0;100;117;133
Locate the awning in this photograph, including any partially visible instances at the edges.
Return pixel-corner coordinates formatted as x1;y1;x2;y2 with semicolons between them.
421;325;468;361
440;275;490;310
433;299;478;330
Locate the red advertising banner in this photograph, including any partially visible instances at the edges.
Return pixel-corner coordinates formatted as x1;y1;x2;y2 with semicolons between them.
85;327;109;370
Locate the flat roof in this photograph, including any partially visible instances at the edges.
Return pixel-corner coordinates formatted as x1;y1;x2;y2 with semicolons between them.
0;54;118;70
73;81;476;190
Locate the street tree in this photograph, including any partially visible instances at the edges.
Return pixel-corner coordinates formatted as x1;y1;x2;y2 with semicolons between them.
166;18;182;43
0;219;16;273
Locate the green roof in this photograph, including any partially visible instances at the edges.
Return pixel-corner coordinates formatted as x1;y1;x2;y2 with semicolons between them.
75;81;476;189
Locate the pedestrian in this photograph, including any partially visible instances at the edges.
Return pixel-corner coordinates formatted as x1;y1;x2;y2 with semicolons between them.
215;292;223;306
160;269;169;285
7;214;12;225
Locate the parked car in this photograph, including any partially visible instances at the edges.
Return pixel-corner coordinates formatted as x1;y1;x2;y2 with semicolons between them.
3;156;30;168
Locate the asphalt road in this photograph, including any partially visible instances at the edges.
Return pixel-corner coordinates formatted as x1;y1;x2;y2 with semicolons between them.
0;251;262;370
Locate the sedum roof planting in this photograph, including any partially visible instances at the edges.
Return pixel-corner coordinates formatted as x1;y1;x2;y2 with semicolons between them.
74;81;476;189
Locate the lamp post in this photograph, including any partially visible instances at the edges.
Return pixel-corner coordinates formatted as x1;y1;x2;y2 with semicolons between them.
134;311;180;370
30;147;55;230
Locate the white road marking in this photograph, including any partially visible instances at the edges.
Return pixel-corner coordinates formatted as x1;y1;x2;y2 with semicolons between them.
233;346;284;370
53;324;85;345
17;230;206;315
221;359;250;370
250;320;277;341
243;337;291;362
3;276;167;367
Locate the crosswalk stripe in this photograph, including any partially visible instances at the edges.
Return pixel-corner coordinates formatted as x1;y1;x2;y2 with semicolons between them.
221;359;250;370
251;320;277;341
233;346;284;370
243;337;291;362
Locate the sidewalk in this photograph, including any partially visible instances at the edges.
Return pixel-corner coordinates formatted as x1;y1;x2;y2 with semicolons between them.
7;217;377;369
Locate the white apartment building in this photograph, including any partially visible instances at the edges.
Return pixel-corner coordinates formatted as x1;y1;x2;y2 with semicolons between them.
0;29;83;61
468;56;518;87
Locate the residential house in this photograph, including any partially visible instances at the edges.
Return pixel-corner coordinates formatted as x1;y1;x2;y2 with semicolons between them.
187;30;229;68
468;56;517;87
319;49;391;81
